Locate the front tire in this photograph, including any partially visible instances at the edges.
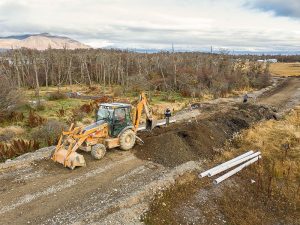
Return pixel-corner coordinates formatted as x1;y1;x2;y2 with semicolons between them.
119;129;136;151
91;144;106;160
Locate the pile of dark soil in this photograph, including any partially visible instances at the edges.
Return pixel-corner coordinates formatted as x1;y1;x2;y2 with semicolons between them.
133;103;276;167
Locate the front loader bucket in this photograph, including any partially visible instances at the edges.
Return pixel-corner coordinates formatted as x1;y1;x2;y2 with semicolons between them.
52;148;86;170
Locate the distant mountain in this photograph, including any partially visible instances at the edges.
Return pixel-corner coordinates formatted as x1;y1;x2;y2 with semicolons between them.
0;33;91;50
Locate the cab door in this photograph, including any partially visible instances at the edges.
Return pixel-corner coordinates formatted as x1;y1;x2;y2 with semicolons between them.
112;108;128;136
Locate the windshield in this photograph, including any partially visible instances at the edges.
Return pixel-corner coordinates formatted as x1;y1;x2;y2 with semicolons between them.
97;106;114;121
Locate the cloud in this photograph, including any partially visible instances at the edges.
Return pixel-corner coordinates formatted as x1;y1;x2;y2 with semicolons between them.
0;0;299;51
246;0;300;18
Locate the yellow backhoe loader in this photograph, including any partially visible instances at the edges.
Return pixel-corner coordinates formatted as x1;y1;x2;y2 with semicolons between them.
51;92;154;169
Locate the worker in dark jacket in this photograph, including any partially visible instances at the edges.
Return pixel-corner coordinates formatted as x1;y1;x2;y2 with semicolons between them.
243;94;249;103
165;108;172;125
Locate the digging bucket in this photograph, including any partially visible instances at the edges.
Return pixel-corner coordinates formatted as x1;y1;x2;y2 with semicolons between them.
146;118;156;130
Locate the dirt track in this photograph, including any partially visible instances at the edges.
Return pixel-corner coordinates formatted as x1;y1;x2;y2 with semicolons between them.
0;150;189;224
258;77;300;110
0;77;299;225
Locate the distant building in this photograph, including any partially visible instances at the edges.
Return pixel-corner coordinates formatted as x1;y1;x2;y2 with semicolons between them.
257;59;278;63
266;59;278;63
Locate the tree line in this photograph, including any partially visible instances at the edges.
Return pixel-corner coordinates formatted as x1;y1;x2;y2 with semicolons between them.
0;48;270;98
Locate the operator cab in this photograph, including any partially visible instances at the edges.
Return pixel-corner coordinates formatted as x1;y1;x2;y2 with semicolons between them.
96;103;133;137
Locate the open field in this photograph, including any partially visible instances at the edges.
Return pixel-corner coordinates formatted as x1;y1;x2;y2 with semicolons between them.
0;76;299;224
270;62;300;77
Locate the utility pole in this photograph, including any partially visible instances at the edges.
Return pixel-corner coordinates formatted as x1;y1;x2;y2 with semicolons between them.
171;43;177;87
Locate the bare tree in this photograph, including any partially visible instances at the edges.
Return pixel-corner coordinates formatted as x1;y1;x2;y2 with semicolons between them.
0;48;271;98
33;58;41;106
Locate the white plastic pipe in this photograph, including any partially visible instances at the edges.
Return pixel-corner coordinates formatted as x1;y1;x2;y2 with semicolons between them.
208;151;261;177
199;151;254;178
156;119;176;126
137;127;145;131
214;156;261;185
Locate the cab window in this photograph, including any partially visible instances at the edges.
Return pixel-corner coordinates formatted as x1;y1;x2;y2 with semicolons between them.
97;106;113;121
114;108;126;123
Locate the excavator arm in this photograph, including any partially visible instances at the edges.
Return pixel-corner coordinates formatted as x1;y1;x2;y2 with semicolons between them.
132;92;154;132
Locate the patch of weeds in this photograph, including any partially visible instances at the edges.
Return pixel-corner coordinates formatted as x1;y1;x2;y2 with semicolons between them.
47;92;67;101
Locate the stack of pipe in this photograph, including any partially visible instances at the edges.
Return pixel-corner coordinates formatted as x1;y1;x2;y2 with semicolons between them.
199;150;261;184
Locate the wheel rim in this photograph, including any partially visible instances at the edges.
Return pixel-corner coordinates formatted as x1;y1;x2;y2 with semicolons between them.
120;130;135;150
125;135;132;144
92;144;106;159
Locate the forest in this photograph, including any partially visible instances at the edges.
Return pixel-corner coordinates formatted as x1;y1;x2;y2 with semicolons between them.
0;48;270;102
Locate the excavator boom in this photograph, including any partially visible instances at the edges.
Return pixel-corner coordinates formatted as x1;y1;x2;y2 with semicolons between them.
132;92;154;132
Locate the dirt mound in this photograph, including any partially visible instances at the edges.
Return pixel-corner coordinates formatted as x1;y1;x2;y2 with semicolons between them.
135;132;197;167
134;104;276;167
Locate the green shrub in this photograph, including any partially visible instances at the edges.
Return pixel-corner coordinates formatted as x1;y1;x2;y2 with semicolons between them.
31;119;67;146
48;92;67;101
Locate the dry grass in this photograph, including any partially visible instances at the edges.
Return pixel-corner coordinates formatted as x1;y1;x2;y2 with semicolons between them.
229;86;255;97
0;126;26;142
232;106;300;190
82;117;94;125
25;84;109;99
151;102;187;118
0;126;25;135
270;63;300;77
0;139;40;161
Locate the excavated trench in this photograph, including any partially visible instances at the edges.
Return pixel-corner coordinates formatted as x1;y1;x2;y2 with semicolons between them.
133;103;276;167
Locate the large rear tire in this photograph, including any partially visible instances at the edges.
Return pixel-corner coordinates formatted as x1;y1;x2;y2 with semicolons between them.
119;129;136;151
91;144;106;160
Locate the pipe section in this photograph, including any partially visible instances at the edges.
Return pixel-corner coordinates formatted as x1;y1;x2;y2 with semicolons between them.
199;151;254;178
208;152;261;177
213;156;261;184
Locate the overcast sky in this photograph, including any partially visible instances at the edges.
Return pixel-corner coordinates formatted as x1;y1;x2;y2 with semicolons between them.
0;0;299;52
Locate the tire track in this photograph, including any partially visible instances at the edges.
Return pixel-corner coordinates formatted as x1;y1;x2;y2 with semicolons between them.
0;155;136;215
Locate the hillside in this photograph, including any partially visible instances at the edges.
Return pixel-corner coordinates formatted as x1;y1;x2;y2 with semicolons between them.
0;33;91;50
